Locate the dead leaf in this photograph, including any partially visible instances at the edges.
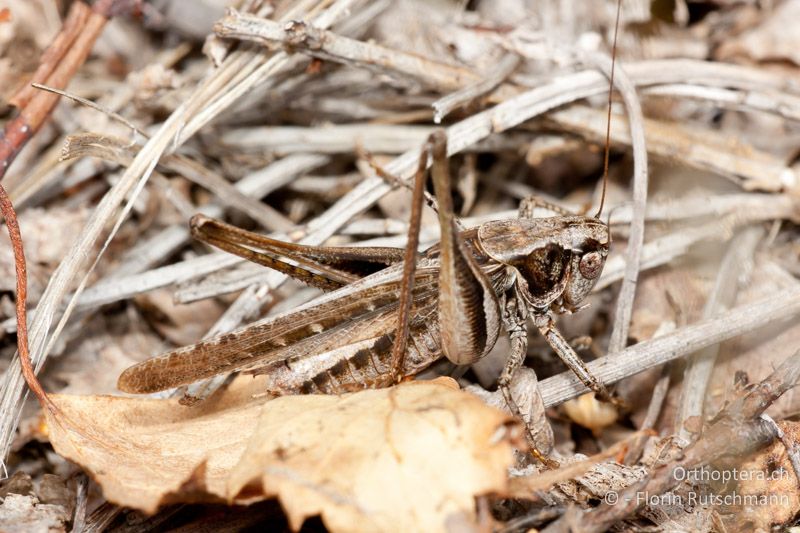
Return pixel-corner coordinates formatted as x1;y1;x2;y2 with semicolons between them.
45;378;518;532
0;471;33;499
716;0;800;67
733;421;800;530
563;392;618;432
44;376;266;514
228;377;517;532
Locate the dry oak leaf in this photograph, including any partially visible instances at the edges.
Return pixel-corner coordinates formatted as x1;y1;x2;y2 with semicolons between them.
227;377;519;532
44;377;518;532
44;375;264;513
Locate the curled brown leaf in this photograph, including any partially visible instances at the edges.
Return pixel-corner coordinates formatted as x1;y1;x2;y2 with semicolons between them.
46;377;519;532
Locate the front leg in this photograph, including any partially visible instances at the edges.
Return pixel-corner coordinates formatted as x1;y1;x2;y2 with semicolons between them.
533;313;626;409
498;296;558;468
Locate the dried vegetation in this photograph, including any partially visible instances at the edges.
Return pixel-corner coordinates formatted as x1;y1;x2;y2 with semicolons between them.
1;0;800;531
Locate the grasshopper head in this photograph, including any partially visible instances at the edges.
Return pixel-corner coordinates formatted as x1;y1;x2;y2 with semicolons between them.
561;219;609;308
477;216;609;310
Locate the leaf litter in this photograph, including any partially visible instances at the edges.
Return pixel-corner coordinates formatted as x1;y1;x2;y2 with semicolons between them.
1;0;800;531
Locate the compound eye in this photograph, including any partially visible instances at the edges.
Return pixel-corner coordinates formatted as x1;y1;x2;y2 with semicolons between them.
578;251;603;279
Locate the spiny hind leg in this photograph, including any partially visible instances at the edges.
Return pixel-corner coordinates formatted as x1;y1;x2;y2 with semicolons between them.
533;313;627;410
389;138;433;383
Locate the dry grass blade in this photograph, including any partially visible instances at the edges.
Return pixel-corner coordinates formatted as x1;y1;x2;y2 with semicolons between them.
550;105;798;190
587;50;649;355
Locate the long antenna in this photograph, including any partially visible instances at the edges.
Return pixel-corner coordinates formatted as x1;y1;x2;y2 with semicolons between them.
595;0;622;218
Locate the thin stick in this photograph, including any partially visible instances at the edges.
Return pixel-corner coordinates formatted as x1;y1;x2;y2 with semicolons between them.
215;10;482;93
0;184;54;412
8;3;91;109
59;132;313;232
643;83;800;122
432;53;520;123
0;0;137;180
549;105;793;191
0;2;99;182
538;287;800;408
623;363;671;464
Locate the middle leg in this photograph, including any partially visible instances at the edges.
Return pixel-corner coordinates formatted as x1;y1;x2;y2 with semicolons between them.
498;295;558;468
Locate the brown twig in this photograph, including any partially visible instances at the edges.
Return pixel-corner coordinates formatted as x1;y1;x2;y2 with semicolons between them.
8;3;91;109
91;0;142;19
2;3;103;178
0;0;140;183
0;183;54;413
